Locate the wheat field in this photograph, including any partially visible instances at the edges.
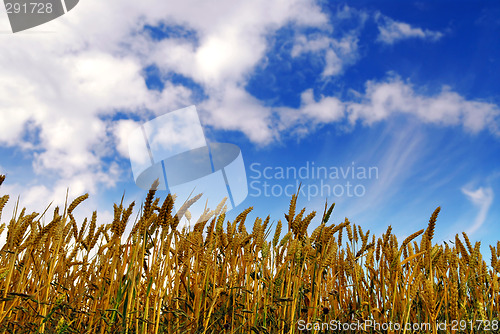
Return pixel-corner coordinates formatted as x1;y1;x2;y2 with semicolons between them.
0;174;499;333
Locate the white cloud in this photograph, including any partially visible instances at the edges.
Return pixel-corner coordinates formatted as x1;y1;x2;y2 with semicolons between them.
145;0;328;86
461;186;494;235
271;76;499;142
290;5;365;78
0;0;329;210
0;166;119;220
275;89;345;136
291;34;360;77
0;0;499;223
376;14;444;44
200;84;276;144
300;89;344;122
346;77;500;135
113;119;143;159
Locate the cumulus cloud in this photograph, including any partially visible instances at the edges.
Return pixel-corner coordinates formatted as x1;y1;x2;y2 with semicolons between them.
0;0;327;203
144;0;328;86
275;89;345;138
291;33;360;77
376;14;444;44
271;75;499;141
346;77;500;135
290;5;366;78
200;84;276;143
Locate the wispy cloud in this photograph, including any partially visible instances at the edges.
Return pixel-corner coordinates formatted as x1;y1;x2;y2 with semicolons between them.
346;124;425;224
461;186;494;235
376;13;444;44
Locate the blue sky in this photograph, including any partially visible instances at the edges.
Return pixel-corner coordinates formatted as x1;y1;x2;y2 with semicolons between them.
0;1;499;254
